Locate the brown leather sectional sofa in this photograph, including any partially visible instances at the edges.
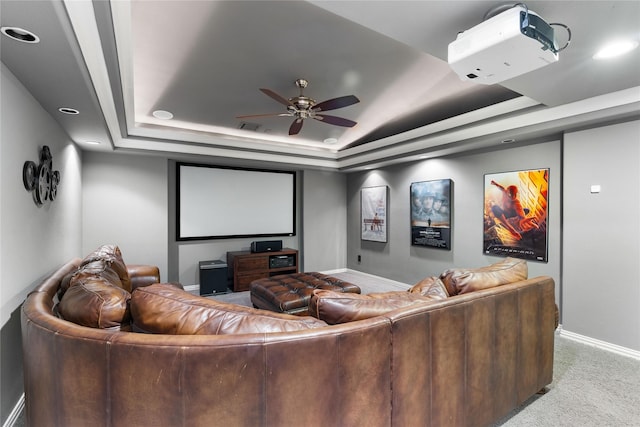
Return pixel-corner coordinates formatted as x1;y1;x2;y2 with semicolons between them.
22;246;557;427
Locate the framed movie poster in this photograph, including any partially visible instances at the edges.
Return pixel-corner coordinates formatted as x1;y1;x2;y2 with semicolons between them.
483;168;549;262
361;185;388;242
410;179;451;249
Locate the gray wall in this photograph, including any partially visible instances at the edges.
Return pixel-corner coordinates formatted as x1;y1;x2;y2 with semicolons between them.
82;151;169;280
563;121;640;351
347;122;640;353
83;158;348;287
347;140;562;295
1;64;83;424
302;169;347;272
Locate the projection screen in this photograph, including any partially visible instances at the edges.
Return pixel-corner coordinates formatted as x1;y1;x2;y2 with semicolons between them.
177;163;296;240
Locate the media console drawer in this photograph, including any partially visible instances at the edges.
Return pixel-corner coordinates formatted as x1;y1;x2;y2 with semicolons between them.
237;257;267;271
226;249;298;292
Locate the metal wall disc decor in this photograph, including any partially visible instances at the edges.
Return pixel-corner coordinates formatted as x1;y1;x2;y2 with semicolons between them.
23;161;37;191
23;145;60;206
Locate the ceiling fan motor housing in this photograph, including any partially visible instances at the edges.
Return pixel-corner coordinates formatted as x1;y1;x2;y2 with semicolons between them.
290;96;316;115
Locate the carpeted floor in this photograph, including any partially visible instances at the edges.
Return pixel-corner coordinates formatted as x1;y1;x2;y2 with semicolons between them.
493;333;640;426
11;271;639;426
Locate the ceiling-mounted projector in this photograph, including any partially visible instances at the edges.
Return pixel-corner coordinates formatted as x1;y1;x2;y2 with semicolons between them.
448;4;559;85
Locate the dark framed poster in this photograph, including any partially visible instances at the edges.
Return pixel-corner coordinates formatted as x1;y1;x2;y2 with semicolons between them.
361;185;388;242
410;179;451;249
483;168;549;262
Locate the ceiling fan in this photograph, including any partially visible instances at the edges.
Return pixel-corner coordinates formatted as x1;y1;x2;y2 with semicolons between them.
237;79;360;136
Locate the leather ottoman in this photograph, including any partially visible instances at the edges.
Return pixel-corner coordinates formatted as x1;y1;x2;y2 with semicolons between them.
250;272;361;315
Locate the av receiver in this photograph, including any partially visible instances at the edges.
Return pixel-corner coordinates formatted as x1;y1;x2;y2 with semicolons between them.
269;254;296;269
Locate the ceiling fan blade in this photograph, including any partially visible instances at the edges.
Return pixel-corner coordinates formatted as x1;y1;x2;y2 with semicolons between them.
260;88;293;107
314;114;357;128
236;112;288;119
289;118;304;135
312;95;360;112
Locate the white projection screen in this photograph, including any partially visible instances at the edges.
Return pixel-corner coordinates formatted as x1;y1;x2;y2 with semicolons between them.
177;163;296;240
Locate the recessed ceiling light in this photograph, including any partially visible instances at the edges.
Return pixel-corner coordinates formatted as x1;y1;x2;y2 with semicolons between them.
501;138;516;144
323;138;338;144
593;39;639;60
152;110;174;120
58;107;79;115
84;141;101;145
1;26;40;43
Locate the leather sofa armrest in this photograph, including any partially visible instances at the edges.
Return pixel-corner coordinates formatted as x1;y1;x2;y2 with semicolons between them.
127;264;160;291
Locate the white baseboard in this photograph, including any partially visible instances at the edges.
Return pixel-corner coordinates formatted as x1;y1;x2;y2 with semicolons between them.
3;393;24;427
559;328;640;360
319;268;348;275
183;284;198;293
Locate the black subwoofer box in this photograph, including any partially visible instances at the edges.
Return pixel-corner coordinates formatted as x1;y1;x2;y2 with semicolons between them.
199;260;228;295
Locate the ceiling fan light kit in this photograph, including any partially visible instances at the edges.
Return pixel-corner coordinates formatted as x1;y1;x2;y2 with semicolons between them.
237;78;359;136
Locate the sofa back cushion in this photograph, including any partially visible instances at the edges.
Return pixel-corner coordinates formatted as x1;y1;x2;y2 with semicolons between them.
57;276;131;329
439;257;528;296
56;245;135;329
408;276;450;299
80;244;131;292
309;290;438;325
130;283;327;335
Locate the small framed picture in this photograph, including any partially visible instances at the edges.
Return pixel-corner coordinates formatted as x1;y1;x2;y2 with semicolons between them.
361;185;388;242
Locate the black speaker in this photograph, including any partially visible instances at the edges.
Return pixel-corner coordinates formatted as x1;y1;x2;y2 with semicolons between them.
199;260;228;295
251;240;283;253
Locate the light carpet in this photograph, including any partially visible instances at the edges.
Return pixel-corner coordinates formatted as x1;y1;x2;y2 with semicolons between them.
493;333;640;426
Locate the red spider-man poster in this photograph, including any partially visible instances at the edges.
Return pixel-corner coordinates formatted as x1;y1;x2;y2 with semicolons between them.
483;169;549;262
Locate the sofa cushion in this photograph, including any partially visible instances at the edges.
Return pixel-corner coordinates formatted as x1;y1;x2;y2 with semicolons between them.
57;276;131;329
58;258;126;301
126;264;162;290
80;244;131;292
130;283;327;335
408;276;450;299
74;260;124;287
439;257;528;296
56;270;76;301
309;290;437;325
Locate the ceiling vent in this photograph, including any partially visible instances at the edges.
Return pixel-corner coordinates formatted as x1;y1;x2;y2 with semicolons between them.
238;121;261;132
